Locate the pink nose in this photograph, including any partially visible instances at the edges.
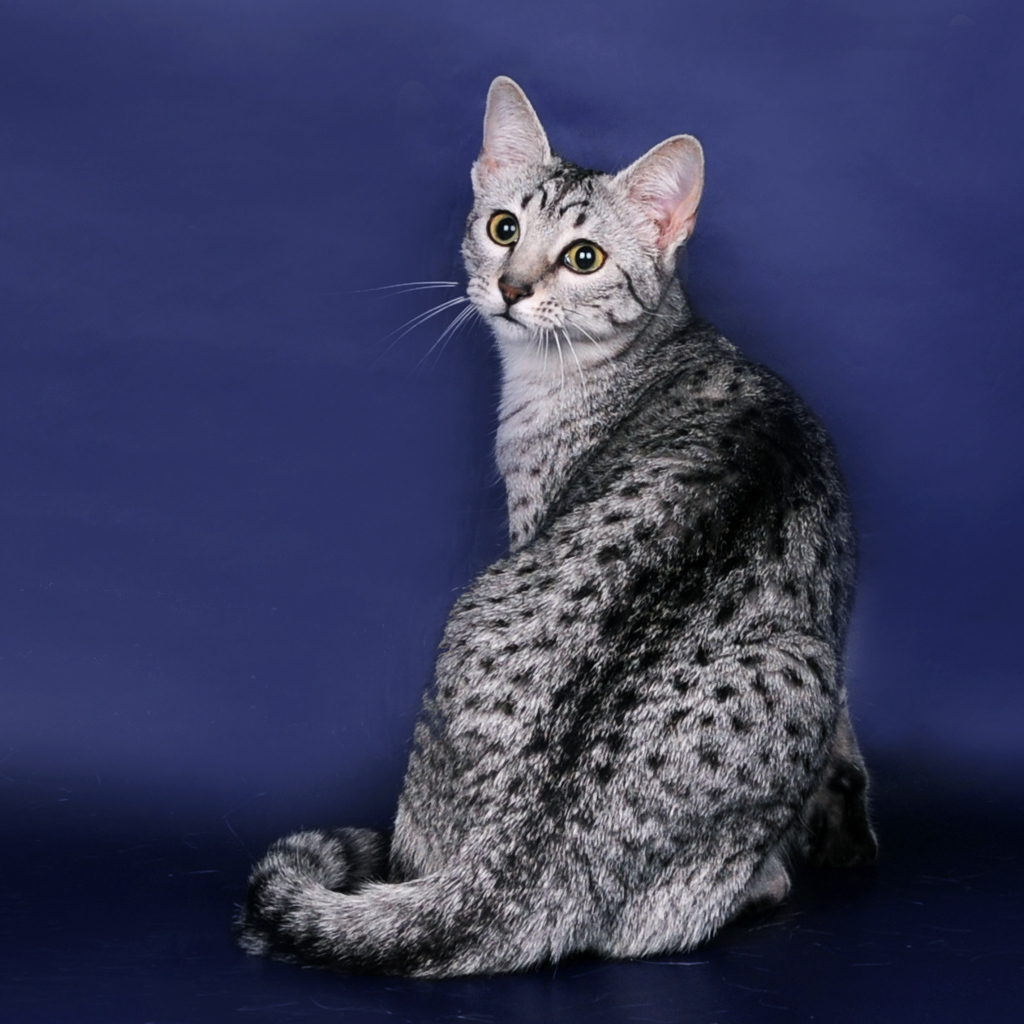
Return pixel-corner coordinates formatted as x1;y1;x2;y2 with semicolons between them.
498;277;532;305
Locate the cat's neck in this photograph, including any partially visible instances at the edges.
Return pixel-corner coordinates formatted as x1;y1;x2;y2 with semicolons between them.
495;280;689;550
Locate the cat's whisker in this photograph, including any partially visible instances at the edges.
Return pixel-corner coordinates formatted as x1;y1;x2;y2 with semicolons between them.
563;313;613;361
540;327;551;376
417;303;478;369
553;330;566;392
561;328;589;401
372;295;471;365
535;327;548;365
348;281;460;295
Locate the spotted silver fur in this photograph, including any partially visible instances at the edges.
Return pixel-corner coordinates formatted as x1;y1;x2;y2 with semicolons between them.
236;77;878;977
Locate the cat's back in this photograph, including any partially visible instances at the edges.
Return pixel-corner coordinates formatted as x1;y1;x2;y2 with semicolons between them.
559;320;850;529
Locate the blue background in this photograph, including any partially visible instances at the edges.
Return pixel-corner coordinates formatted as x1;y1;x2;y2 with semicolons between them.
2;1;1022;1021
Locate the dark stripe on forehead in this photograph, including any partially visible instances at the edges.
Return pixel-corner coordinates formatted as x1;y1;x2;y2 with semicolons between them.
558;198;589;217
574;212;587;227
520;192;534;209
545;161;598;208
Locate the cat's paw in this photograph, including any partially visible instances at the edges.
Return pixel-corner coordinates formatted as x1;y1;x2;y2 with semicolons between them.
804;761;879;868
730;854;791;921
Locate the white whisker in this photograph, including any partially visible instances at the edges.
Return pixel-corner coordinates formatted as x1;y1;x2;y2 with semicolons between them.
348;281;459;295
562;328;587;394
382;295;469;342
417;304;478;368
371;295;470;367
553;330;565;392
563;312;614;361
535;327;548;365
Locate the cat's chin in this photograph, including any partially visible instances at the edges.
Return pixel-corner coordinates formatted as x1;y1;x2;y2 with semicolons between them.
490;318;624;379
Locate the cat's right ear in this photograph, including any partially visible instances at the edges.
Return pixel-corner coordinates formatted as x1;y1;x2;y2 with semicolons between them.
472;77;552;193
615;135;705;255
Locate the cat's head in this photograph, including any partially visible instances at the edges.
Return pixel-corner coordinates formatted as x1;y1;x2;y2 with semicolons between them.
463;76;703;373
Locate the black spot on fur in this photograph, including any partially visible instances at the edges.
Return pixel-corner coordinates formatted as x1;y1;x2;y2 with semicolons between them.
714;684;737;703
671;470;719;485
524;732;548;754
665;707;692;731
806;657;824;682
782;666;804;689
632;522;655;542
604;731;625;754
601;605;629;637
698;747;722;769
637;646;663;670
614;688;639;714
671;675;691;694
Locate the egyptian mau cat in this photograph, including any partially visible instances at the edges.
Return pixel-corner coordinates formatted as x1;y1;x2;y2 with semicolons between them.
236;76;877;977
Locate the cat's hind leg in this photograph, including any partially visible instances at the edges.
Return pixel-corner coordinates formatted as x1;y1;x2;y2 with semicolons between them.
802;706;879;867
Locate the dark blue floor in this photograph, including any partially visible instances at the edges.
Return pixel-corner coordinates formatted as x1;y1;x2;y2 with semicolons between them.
4;754;1022;1023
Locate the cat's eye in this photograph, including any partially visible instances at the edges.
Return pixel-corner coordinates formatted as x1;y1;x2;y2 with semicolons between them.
562;241;606;274
487;211;519;246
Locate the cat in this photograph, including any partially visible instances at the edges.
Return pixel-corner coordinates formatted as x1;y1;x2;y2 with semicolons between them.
235;76;878;978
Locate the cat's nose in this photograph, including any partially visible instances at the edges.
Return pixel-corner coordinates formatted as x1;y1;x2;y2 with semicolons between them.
498;276;532;306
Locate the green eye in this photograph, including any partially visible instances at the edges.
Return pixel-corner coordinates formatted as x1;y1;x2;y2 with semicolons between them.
563;241;605;274
487;211;519;246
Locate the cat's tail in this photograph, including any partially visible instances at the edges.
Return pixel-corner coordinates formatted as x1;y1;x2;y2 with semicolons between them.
235;829;545;977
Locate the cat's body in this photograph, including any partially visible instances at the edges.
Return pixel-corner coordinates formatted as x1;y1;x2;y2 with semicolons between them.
237;77;877;977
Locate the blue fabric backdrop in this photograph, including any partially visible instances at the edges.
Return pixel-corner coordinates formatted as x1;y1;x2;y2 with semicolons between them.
2;1;1022;1021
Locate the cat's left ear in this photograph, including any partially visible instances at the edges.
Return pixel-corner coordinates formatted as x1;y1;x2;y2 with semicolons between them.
615;135;704;254
472;77;552;193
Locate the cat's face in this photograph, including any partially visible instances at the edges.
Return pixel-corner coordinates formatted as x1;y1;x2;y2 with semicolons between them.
464;77;704;377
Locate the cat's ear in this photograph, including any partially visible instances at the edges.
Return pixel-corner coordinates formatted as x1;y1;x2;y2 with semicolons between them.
615;135;704;253
472;77;552;193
